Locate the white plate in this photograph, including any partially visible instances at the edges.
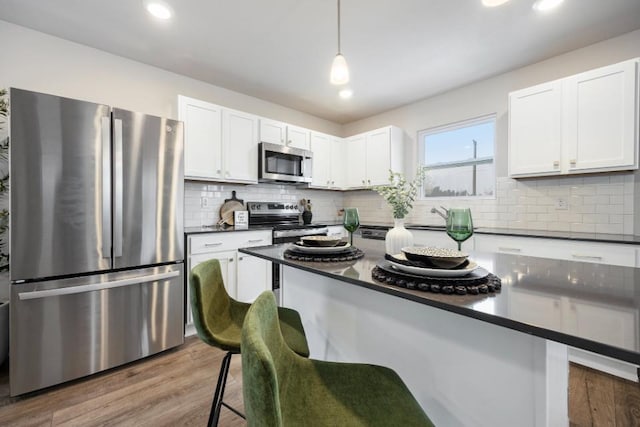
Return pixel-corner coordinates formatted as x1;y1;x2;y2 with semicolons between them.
388;257;479;278
289;242;352;254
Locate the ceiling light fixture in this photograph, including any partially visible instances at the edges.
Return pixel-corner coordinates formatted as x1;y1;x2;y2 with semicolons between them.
330;0;349;85
339;88;353;99
144;0;173;20
481;0;511;7
532;0;564;12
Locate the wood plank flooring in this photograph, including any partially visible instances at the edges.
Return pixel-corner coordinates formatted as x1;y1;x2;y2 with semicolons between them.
0;339;638;426
0;337;247;427
569;363;640;427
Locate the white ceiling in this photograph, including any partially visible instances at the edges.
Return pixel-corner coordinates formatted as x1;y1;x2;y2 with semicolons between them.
2;0;640;124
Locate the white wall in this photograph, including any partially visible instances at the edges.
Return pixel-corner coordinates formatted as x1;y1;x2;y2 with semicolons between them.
341;29;640;234
0;20;342;135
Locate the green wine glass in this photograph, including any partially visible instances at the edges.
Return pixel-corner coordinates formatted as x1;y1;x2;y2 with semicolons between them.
343;208;360;246
446;208;473;251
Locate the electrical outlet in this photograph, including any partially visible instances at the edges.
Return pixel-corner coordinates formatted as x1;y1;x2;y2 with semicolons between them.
200;197;208;208
555;197;568;210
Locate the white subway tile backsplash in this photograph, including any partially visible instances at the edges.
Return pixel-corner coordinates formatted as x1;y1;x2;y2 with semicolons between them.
185;173;636;234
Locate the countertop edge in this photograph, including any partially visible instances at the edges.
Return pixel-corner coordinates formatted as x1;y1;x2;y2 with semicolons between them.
239;246;640;365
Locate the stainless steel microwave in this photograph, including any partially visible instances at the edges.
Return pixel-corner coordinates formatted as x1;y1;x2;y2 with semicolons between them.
259;142;313;183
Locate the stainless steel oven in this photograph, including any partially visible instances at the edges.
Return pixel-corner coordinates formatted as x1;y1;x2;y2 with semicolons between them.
258;142;313;183
247;202;327;302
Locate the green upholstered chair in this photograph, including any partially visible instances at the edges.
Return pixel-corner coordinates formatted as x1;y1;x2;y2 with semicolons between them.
241;291;435;427
190;259;310;427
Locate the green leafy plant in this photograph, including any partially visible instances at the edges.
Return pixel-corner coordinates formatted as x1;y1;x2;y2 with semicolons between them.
0;89;9;271
373;167;426;219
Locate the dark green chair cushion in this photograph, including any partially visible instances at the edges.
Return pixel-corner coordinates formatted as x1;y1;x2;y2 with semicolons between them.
189;259;309;357
242;291;435;427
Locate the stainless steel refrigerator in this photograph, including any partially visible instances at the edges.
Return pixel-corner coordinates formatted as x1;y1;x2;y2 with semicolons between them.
9;88;185;396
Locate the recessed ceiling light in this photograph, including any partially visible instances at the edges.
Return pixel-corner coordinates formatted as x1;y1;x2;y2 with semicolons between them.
339;89;353;99
481;0;510;7
532;0;564;12
144;0;173;20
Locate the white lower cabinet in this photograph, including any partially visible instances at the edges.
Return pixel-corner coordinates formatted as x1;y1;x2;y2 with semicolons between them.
474;233;637;267
186;230;272;332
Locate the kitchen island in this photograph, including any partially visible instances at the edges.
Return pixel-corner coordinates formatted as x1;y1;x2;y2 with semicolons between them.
240;238;639;427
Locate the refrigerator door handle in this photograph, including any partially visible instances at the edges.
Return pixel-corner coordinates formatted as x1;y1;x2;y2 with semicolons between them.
101;116;112;259
114;118;124;258
18;270;180;301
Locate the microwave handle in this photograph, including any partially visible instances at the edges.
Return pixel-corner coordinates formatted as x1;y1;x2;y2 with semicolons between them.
301;156;306;176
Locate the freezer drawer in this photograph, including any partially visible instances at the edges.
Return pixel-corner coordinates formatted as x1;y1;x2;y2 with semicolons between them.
10;264;184;396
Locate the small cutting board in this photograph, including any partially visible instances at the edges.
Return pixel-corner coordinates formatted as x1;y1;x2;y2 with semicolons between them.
218;191;244;226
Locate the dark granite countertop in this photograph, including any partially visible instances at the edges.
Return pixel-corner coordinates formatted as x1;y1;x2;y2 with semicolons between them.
186;222;640;245
240;239;640;365
362;223;640;245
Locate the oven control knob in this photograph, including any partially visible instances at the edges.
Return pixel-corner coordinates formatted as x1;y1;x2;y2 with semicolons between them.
255;205;261;210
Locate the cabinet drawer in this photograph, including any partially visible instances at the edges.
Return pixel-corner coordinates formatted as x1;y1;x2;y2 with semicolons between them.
475;234;636;267
189;230;272;255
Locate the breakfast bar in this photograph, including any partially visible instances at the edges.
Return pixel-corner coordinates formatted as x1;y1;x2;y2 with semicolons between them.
240;241;640;427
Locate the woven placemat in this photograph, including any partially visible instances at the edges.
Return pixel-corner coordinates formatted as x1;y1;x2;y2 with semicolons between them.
372;262;501;295
284;247;365;262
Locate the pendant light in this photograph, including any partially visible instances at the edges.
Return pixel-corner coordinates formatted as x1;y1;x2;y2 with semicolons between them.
330;0;349;85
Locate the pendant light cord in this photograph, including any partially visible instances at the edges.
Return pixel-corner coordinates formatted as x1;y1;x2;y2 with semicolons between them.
337;0;341;54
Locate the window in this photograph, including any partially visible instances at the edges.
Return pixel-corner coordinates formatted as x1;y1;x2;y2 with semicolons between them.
418;115;495;198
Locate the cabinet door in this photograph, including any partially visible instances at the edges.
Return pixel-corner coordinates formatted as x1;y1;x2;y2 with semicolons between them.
236;254;271;303
346;135;367;188
178;96;223;180
260;119;286;145
287;125;311;150
222;109;258;183
366;127;392;186
567;300;635;349
330;138;346;189
564;59;638;173
187;250;237;324
508;81;562;177
310;132;331;188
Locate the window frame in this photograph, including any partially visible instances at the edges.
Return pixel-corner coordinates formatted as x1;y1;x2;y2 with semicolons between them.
417;113;497;200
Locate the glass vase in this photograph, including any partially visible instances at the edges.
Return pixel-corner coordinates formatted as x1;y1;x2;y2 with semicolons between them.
385;218;413;255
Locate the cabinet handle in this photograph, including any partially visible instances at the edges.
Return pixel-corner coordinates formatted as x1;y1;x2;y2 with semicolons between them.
204;242;223;247
327;180;330;185
570;159;577;165
571;254;603;261
498;247;522;253
229;258;234;262
368;179;371;184
247;239;264;243
362;180;365;184
331;181;335;185
216;169;221;174
238;256;243;261
288;140;292;145
553;161;559;168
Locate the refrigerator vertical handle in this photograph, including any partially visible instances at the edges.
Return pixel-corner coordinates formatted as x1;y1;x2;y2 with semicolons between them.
114;118;124;258
101;116;112;259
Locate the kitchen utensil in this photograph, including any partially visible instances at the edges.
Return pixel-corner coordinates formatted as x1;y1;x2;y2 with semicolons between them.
387;253;479;277
401;247;468;269
218;191;244;226
289;242;352;254
300;235;342;247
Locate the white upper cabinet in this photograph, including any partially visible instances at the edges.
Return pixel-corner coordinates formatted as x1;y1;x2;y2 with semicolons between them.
346;126;404;189
259;118;287;145
509;81;563;177
509;58;639;178
179;96;258;183
286;125;311;150
179;96;223;180
564;60;638;173
222;109;259;183
310;132;346;189
259;119;311;150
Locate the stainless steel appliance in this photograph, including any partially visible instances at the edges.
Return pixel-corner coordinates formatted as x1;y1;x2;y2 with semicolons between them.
258;142;313;183
9;88;185;396
247;202;327;296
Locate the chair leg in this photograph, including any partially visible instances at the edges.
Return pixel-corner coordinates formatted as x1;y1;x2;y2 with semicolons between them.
208;351;244;427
